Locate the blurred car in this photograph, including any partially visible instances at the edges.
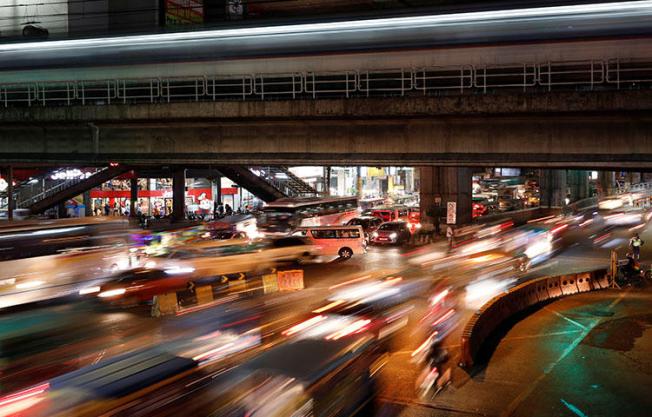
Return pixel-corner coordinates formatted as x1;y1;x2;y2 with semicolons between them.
234;336;384;417
86;267;199;304
157;237;317;275
472;200;489;218
370;221;411;245
346;216;383;240
498;196;523;212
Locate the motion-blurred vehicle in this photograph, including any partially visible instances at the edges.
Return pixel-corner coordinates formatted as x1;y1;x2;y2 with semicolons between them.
86;267;200;304
204;214;259;240
292;225;366;259
3;327;261;417
0;208;31;220
258;197;358;234
232;335;384;417
498;195;523;212
472;199;489;218
406;207;422;232
370;205;409;222
346;216;383;240
413;285;460;397
370;221;411;245
0;217;129;261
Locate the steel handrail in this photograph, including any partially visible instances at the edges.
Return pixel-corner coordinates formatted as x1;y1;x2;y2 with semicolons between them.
2;58;652;108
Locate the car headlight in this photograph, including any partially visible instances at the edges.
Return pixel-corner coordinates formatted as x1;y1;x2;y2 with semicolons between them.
98;288;126;298
79;286;101;295
389;232;398;239
372;232;379;238
415;223;422;229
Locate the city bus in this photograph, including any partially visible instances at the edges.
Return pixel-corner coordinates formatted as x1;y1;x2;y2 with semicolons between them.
258;197;358;234
359;197;385;212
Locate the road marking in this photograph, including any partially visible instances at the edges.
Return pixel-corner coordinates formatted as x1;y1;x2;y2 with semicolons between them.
543;307;588;330
502;329;582;341
561;398;589;417
500;290;627;417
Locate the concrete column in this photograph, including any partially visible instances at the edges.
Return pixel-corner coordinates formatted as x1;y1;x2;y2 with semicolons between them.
5;166;13;220
540;169;567;208
129;176;138;218
356;167;362;199
216;174;222;206
598;171;616;197
420;166;473;226
83;190;92;217
567;170;590;202
324;166;331;196
172;168;186;222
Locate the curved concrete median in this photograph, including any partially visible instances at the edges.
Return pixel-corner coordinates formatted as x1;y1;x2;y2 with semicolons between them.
459;268;610;367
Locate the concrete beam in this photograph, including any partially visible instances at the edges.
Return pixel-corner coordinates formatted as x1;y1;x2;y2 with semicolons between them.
2;114;652;168
1;91;651;124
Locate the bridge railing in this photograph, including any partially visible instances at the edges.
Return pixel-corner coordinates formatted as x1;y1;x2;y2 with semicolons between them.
2;57;652;108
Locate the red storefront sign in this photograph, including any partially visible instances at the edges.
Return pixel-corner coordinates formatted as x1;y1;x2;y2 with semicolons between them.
89;187;238;199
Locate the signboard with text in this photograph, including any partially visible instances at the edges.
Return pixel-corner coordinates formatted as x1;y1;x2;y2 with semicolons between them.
446;202;457;224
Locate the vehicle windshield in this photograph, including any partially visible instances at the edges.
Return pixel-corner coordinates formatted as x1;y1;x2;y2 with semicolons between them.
378;223;402;231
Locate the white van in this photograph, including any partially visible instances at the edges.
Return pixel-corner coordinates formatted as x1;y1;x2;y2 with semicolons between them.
292;225;366;260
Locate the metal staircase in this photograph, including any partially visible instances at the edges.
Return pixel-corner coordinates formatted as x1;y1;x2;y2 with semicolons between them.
27;165;131;214
216;166;317;203
249;166;318;197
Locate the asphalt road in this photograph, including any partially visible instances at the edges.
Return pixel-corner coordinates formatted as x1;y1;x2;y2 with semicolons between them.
2;222;648;415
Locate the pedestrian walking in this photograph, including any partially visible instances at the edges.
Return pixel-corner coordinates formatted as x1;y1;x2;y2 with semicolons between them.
446;225;455;250
225;204;233;216
629;233;644;260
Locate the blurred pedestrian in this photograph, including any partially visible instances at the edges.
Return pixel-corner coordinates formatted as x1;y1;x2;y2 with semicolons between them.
629;233;644;260
446;225;454;250
225;204;233;216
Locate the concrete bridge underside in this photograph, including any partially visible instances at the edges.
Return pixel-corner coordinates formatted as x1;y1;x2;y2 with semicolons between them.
1;91;651;168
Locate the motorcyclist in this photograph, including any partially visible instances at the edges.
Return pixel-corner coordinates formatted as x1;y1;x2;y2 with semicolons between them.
620;252;641;284
629;233;644;260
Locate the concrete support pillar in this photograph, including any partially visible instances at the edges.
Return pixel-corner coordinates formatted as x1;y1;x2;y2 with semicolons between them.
598;171;616;197
324;166;331;196
129;176;138;218
540;169;567;208
172;167;186;222
83;190;92;217
356;167;362;199
567;170;590;202
5;166;13;220
419;166;473;226
216;174;222;206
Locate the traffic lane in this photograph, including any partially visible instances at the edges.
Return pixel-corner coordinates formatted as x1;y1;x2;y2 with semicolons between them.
0;247;410;397
524;221;652;279
374;224;652;416
72;248;424;416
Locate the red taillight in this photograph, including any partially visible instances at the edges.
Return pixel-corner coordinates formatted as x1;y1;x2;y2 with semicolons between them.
0;382;49;411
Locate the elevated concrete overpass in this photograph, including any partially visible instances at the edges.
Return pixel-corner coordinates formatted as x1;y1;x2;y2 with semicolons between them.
1;90;651;168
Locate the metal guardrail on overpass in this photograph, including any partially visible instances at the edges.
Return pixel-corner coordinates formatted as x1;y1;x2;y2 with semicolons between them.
1;58;652;108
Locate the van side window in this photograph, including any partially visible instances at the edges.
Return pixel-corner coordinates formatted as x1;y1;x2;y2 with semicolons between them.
337;229;360;239
292;230;307;237
311;229;337;239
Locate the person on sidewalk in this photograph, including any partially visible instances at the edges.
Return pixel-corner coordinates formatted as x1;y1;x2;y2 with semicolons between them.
629;233;644;260
446;225;455;250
